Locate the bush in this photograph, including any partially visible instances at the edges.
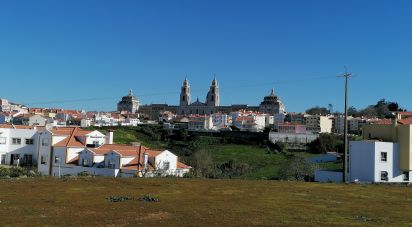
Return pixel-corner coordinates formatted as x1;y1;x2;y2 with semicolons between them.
0;166;40;178
78;171;93;177
279;155;315;181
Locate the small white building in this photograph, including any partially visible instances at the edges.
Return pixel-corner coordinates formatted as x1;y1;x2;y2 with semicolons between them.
0;124;38;165
349;140;410;183
188;115;213;131
231;111;267;132
211;113;232;130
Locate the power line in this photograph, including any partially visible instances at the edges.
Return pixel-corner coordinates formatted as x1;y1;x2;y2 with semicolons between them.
24;75;337;106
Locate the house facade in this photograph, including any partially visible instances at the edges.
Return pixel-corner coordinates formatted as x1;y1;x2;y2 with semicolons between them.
349;115;412;183
0;124;38;166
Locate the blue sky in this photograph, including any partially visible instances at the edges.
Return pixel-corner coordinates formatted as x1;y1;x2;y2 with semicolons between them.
0;0;411;112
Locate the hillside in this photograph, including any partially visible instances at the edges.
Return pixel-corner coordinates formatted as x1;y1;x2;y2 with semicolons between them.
93;126;342;180
0;178;411;226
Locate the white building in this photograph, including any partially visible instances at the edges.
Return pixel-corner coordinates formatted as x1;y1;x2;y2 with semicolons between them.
349;140;410;183
28;115;48;126
0;124;39;165
305;115;333;133
37;127;191;177
231;111;267;132
211;113;232;130
188;115;213;131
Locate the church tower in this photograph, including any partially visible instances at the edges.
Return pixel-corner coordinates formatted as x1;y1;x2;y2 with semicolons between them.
206;76;220;107
180;78;191;106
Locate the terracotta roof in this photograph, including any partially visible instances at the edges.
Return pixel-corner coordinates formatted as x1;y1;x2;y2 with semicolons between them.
177;162;192;169
370;119;393;125
52;127;92;147
67;156;79;165
0;124;34;129
399;118;412;125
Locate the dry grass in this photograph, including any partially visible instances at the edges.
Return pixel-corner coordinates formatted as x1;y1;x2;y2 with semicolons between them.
0;178;411;226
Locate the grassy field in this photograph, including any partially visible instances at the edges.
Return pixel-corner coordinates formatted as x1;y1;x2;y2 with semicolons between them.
0;177;411;226
206;144;287;179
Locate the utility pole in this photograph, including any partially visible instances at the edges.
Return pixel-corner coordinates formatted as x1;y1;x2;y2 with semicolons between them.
338;66;352;183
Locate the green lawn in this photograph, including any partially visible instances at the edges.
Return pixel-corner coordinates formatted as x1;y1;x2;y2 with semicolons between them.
206;144;287;179
1;177;412;226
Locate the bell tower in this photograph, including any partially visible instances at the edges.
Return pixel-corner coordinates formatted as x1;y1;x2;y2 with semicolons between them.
206;76;220;106
180;78;191;106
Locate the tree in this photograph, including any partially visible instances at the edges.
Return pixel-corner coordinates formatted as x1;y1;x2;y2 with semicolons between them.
279;155;315;181
347;106;358;117
388;102;400;112
189;149;214;178
308;133;339;154
306;106;329;116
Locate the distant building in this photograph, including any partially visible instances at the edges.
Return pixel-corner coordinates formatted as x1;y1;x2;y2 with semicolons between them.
138;78;286;120
278;122;306;134
259;88;285;115
117;90;140;114
188;115;213;131
305;115;333;133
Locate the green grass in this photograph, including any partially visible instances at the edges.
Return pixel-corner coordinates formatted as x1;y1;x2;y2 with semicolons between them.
97;128;169;149
1;177;412;226
206;144;287;179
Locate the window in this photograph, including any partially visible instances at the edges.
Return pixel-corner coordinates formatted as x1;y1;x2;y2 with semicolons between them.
83;158;90;167
41;156;47;165
25;139;34;145
12;138;21;145
404;172;409;181
54;156;61;164
107;160;116;169
42;138;49;146
381;152;387;162
380;171;388;181
0;137;6;144
163;161;170;170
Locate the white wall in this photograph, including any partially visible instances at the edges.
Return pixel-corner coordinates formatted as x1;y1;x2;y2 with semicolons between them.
350;141;410;183
155;150;178;171
349;141;377;182
0;127;39;165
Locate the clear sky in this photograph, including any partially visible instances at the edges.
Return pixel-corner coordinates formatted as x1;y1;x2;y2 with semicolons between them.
0;0;411;112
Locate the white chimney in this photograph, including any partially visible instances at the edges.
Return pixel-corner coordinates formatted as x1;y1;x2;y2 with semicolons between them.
106;130;114;145
144;153;149;170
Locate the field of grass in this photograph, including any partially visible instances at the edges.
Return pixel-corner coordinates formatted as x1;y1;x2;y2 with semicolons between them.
1;177;412;226
205;144;287;179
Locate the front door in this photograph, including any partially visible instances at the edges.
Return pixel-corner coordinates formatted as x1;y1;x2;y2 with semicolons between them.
0;154;5;165
10;154;20;165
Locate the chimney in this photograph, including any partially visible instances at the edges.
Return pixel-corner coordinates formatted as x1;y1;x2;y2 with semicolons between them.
144;153;149;170
106;130;114;145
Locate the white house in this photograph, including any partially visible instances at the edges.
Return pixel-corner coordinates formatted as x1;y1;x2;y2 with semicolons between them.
0;124;38;166
231;111;267;132
37;127;191;177
188;115;213;131
211;113;232;130
349;140;411;183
